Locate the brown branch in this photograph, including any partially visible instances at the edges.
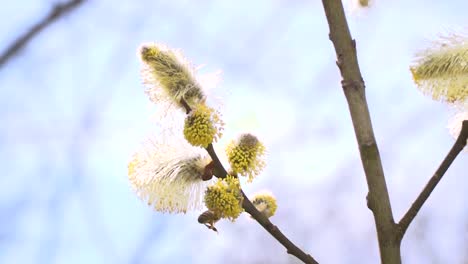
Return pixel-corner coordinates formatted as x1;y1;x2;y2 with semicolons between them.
0;0;85;68
397;120;468;239
181;99;318;264
320;1;401;263
241;191;319;264
212;156;318;264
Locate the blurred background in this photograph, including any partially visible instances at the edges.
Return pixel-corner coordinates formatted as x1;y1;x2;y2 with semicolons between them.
1;0;467;263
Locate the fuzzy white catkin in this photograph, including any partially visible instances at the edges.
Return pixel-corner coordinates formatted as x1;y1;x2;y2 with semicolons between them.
128;136;212;213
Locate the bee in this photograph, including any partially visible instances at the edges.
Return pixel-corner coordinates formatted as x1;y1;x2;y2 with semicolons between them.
198;210;220;233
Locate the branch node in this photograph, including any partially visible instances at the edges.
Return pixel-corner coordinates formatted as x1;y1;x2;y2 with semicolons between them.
336;54;344;69
180;99;192;114
341;79;363;91
270;224;279;232
366;192;376;211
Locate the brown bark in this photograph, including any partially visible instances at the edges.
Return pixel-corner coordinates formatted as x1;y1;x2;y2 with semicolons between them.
320;1;401;263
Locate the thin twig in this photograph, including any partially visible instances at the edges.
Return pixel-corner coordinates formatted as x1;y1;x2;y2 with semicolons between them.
320;1;401;263
397;120;468;238
0;0;85;68
181;99;319;264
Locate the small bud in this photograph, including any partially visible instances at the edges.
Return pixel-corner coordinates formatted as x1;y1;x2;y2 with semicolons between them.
410;33;468;105
226;133;266;182
202;161;215;181
204;175;244;221
184;104;223;148
347;0;373;14
358;0;370;7
251;191;278;218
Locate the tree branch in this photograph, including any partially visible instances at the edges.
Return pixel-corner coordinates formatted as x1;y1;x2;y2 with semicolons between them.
397;120;468;238
181;99;319;264
320;1;401;263
0;0;85;68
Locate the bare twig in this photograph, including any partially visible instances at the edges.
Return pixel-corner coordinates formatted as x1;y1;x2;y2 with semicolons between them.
320;1;401;263
181;99;319;264
397;120;468;238
0;0;85;68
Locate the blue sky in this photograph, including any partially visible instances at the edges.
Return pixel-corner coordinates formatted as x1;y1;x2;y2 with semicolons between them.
0;0;467;263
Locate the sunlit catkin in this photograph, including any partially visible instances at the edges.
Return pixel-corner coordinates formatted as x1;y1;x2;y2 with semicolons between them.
226;133;266;182
251;191;278;218
204;175;244;221
410;33;468;105
139;43;205;109
184;104;223;148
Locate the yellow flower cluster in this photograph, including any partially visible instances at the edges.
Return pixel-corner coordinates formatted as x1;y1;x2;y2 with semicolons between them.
251;191;277;218
204;175;244;221
410;33;468;104
139;44;205;108
226;133;266;182
184;104;223;148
